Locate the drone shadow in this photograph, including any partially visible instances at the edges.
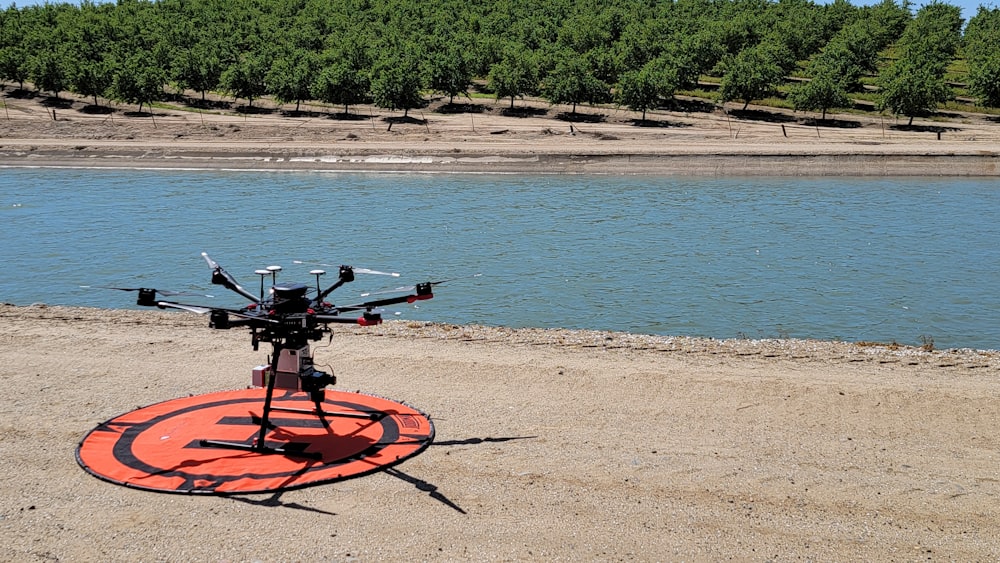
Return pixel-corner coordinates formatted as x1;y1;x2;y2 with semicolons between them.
384;467;466;513
226;490;338;515
432;435;537;446
217;434;536;516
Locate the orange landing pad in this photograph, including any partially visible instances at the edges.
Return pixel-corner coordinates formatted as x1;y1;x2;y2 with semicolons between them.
76;388;434;494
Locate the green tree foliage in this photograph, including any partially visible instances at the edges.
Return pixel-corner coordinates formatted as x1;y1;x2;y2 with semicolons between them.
424;42;474;105
716;43;785;110
788;74;851;120
370;52;424;116
877;59;952;125
30;49;70;97
0;0;987;121
268;49;317;112
616;66;660;121
965;7;1000;107
173;46;223;102
542;52;608;113
877;2;962;123
71;59;113;106
487;48;538;109
107;52;167;112
312;60;370;115
615;52;693;120
220;53;268;108
311;34;373;115
0;46;30;90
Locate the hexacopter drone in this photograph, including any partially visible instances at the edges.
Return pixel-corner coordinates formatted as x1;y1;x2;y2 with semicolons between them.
100;252;442;460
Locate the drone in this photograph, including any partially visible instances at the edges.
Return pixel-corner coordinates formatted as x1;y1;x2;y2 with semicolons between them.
96;252;445;460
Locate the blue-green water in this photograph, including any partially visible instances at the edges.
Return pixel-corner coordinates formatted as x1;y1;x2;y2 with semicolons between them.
2;168;998;349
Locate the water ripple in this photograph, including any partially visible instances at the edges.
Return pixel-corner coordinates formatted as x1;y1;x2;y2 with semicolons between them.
1;169;998;349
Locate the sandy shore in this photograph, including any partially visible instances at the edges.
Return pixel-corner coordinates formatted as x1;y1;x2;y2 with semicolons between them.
1;88;998;175
1;304;999;560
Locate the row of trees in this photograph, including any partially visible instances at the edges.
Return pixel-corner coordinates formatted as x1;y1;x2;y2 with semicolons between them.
1;0;998;122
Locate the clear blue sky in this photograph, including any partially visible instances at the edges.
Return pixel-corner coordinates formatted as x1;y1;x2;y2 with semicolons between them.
0;0;993;26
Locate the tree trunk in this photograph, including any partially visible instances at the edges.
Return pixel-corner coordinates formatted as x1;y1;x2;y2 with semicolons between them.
908;115;914;126
742;100;749;110
510;96;515;109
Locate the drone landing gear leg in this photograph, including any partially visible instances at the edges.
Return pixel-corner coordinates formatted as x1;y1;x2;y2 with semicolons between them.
197;344;381;460
269;390;383;430
199;344;324;461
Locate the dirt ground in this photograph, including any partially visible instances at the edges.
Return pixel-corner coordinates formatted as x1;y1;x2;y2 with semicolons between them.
0;305;998;561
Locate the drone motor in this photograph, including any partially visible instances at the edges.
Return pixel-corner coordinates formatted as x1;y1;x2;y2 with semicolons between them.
136;288;157;307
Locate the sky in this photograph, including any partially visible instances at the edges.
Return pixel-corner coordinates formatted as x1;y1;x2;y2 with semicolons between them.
0;0;993;26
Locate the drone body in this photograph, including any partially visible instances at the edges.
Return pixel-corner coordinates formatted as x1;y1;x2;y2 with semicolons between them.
105;252;441;459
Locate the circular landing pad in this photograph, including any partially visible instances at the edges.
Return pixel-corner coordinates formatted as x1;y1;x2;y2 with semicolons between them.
76;388;434;495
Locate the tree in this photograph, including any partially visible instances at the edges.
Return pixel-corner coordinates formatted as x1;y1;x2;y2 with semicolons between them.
788;74;851;120
370;54;424;117
876;59;951;125
542;53;607;113
220;53;268;108
312;59;370;115
267;49;316;112
616;66;660;121
0;8;31;90
173;45;222;102
425;44;473;105
487;49;538;109
71;58;113;106
29;49;69;97
965;7;1000;107
0;46;29;90
968;55;1000;107
615;55;687;120
716;43;784;110
107;51;166;113
875;2;961;124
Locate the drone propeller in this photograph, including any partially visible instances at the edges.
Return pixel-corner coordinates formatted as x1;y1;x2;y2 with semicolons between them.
359;273;482;297
293;261;400;277
202;252;260;303
80;285;212;297
80;286;214;306
157;302;215;315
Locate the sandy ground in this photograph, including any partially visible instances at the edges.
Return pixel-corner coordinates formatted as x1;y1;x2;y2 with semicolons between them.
1;86;999;174
1;304;999;561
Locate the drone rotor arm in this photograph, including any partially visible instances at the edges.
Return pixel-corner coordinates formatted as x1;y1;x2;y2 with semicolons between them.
314;311;383;326
201;252;260;303
339;285;435;311
294;260;399;278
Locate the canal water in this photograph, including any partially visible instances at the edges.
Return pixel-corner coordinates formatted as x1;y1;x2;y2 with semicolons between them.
2;168;997;349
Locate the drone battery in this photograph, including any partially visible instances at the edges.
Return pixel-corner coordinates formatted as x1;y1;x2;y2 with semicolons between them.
251;365;300;390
